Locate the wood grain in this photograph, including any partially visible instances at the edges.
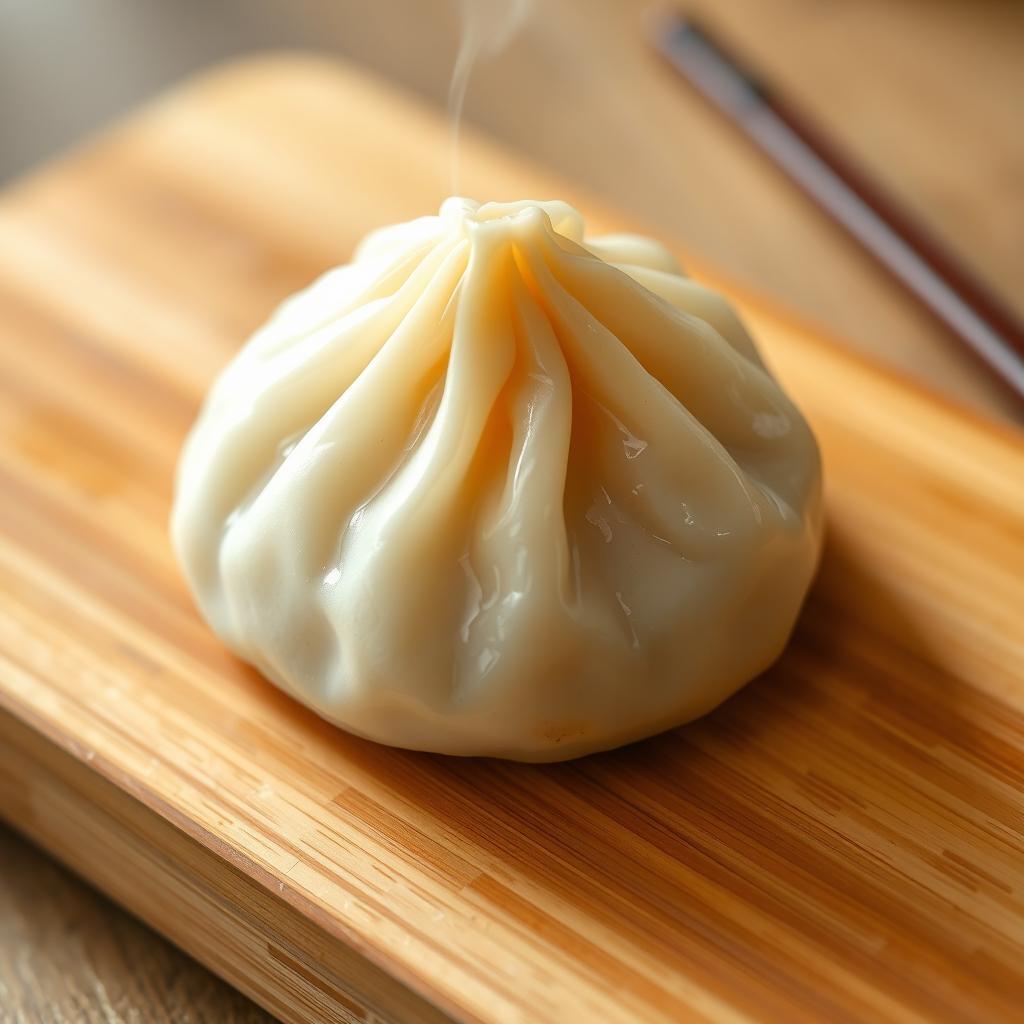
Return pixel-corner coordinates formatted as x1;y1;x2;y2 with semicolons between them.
0;55;1023;1024
0;822;276;1024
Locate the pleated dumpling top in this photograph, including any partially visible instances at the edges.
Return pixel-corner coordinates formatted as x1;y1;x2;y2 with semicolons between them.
172;198;823;761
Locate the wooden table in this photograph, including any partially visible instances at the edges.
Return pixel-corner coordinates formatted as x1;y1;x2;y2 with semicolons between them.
2;1;1021;1021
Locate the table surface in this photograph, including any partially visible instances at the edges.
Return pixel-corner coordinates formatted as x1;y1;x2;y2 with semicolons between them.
1;1;1022;1021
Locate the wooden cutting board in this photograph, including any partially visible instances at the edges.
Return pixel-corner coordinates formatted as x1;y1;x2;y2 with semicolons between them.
1;56;1023;1024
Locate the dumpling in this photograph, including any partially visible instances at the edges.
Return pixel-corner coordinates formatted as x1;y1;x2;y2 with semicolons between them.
172;198;823;761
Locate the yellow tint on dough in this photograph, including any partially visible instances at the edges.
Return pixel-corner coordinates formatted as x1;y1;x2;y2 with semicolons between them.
172;199;823;761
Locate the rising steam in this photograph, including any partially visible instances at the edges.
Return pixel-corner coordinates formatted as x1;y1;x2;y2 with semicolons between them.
448;0;533;193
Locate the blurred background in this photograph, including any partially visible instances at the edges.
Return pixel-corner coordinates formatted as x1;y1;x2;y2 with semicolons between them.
1;1;1022;1020
3;0;1023;421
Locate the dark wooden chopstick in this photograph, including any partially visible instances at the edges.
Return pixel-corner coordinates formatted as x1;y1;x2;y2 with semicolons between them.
651;12;1024;402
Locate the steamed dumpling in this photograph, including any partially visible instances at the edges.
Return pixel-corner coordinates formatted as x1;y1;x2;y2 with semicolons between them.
172;198;823;761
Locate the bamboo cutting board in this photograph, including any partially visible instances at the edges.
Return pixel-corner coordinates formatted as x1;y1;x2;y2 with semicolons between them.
1;56;1023;1024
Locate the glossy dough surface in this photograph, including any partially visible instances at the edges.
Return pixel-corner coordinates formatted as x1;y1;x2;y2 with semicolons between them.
172;199;823;761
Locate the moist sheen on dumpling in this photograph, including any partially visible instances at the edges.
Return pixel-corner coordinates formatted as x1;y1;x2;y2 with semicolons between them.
172;198;823;761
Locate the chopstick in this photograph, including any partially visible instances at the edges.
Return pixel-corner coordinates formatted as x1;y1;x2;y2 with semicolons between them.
650;12;1024;402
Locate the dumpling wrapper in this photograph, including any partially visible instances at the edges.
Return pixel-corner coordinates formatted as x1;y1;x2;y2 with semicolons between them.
172;198;823;761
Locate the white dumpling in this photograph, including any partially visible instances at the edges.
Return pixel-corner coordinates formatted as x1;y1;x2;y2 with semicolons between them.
172;198;823;761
